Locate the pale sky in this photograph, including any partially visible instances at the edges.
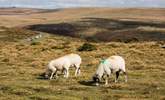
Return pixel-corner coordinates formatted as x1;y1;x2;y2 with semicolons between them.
0;0;165;9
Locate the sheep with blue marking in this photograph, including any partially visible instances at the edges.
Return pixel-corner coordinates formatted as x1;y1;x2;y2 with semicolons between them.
93;55;127;86
45;53;81;79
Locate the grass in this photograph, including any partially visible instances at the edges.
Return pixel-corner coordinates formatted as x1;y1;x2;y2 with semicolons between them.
0;27;165;100
0;8;165;99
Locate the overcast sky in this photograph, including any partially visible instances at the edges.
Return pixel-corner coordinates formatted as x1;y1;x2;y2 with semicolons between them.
0;0;165;9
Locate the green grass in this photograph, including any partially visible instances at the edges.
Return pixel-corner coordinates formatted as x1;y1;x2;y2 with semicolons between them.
0;27;165;100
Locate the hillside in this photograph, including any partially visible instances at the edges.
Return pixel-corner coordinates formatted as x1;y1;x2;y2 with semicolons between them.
0;8;165;42
0;8;165;99
0;26;165;99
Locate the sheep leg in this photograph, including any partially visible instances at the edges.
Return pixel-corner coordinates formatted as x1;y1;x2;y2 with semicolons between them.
50;71;55;80
104;66;111;85
115;70;121;83
102;66;111;85
105;75;109;85
123;72;128;82
63;68;69;78
75;67;81;76
75;68;78;76
77;67;81;75
66;69;69;78
53;70;58;79
102;74;106;81
74;64;80;76
63;69;67;77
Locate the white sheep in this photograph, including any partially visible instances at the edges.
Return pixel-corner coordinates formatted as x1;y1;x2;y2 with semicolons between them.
93;55;127;85
45;53;81;79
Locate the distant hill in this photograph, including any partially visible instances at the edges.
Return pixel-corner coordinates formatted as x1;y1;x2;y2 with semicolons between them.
0;7;61;15
0;7;165;42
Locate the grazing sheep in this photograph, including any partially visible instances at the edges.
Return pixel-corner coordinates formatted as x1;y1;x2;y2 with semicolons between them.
93;55;127;85
45;53;81;79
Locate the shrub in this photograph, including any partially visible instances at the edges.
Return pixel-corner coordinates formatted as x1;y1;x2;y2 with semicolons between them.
77;43;97;51
30;41;41;45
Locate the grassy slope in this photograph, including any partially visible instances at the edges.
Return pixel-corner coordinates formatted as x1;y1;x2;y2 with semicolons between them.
0;8;165;27
0;26;165;100
0;8;165;100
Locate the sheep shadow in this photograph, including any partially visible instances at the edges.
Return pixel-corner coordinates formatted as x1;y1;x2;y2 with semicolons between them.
78;80;96;86
36;72;65;80
78;80;105;86
36;72;48;80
